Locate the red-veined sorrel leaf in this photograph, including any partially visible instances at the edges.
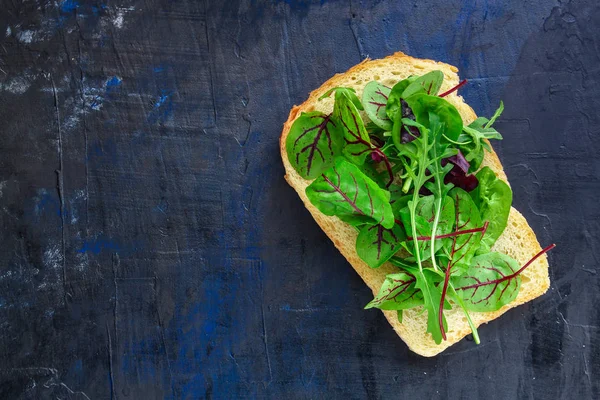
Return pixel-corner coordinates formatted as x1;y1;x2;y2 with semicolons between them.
332;89;394;187
452;252;521;312
362;81;392;131
356;223;406;268
446;188;483;271
453;244;555;312
286;111;343;179
305;158;395;229
364;272;422;310
402;70;444;98
333;89;373;165
437;188;487;339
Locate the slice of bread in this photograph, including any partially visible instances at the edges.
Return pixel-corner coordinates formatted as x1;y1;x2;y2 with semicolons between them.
280;52;550;357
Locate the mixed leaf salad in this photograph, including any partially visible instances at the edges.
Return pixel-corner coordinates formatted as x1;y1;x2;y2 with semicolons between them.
286;71;554;344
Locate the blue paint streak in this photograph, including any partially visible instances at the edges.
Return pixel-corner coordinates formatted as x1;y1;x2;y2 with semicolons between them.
106;76;122;94
78;237;121;254
35;191;62;217
148;91;174;124
60;0;79;13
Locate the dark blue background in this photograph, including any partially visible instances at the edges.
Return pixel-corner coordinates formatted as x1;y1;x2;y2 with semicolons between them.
0;0;598;398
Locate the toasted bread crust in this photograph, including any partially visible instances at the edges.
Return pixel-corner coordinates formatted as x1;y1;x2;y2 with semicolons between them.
280;52;550;356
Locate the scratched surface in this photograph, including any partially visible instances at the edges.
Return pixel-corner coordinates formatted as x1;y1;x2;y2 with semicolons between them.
0;0;598;398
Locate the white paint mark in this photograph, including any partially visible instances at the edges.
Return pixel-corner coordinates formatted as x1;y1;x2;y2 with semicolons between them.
43;245;63;270
0;76;31;94
17;30;34;43
5;26;11;37
112;7;135;29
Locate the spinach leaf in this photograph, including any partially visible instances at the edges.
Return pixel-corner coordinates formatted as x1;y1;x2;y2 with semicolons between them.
285;111;343;179
404;94;463;142
306;158;395;229
470;167;512;254
452;252;521;312
364;272;423;310
402;70;444;98
362;81;392;130
357;224;406;268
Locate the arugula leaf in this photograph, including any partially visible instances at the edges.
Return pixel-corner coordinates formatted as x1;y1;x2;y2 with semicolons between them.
404;94;463;142
470;167;512;254
362;81;393;130
356;224;406;268
364;272;423;310
404;266;447;344
452;252;521;312
402;70;444;98
486;100;504;128
306;158;395;228
457;102;504;171
285;112;343;179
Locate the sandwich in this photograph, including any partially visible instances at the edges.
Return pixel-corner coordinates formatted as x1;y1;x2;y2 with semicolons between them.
279;52;554;357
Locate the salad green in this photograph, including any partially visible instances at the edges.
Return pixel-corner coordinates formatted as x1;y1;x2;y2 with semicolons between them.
286;71;554;344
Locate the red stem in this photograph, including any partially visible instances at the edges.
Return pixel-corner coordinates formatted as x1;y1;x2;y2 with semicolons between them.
408;222;489;241
372;148;394;188
439;79;468;98
458;243;557;291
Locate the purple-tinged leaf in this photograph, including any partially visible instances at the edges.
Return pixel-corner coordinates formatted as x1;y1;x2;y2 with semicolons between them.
442;150;479;192
364;272;422;310
305;158;395;229
286;112;343;179
356;223;406;268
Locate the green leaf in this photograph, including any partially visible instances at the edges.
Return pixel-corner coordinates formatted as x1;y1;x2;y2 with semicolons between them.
402;70;444;98
486;100;504;128
470;167;512;254
399;196;455;261
362;81;392;130
320;87;363;110
405;266;446;344
285;112;344;179
404;94;463;142
457;102;504;172
364;272;423;310
357;223;406;268
452;252;521;312
333;90;372;165
306;158;395;229
385;77;414;120
444;188;483;272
